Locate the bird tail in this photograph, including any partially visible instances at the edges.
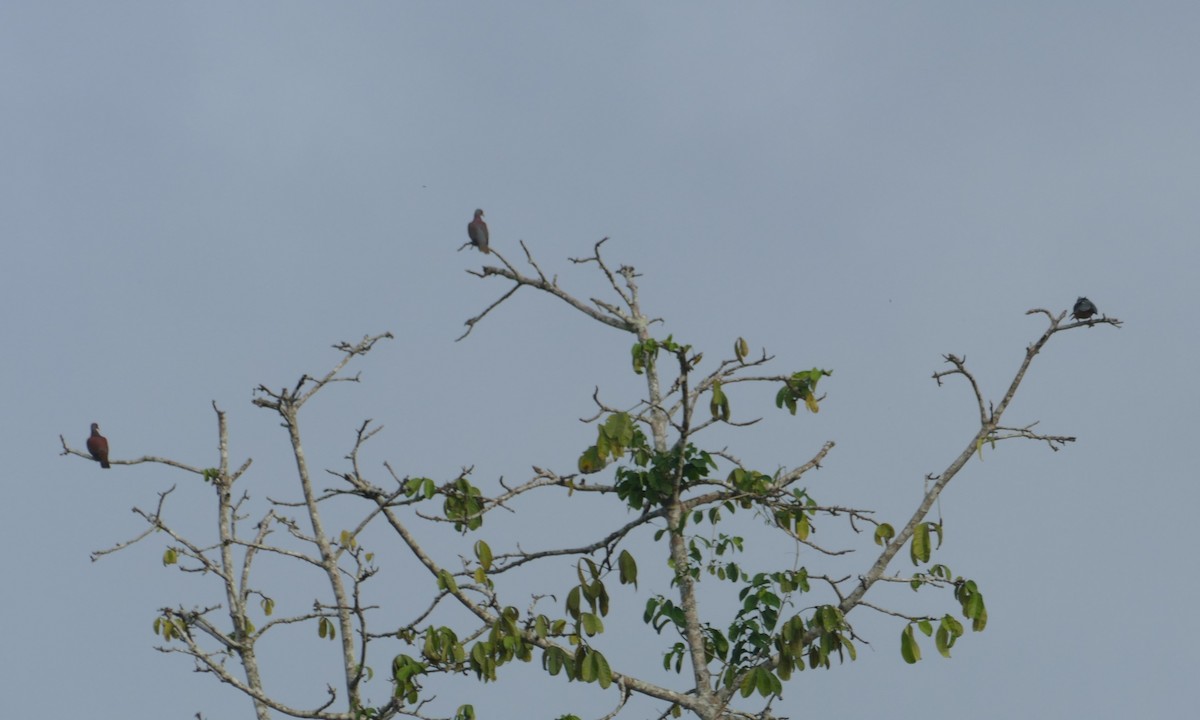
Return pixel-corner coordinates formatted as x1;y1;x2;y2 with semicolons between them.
101;461;111;469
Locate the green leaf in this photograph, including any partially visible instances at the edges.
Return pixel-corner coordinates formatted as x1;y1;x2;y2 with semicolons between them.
966;592;983;618
618;549;638;588
917;619;933;637
709;380;730;421
543;647;564;676
437;569;459;594
965;591;988;631
739;668;758;698
596;433;610;459
631;339;659;375
775;386;796;415
566;586;581;620
454;706;475;720
725;561;740;582
874;523;895;546
404;477;425;497
579;650;596;682
735;337;749;362
162;547;177;566
756;667;775;696
643;597;659;625
592;649;613;689
774;369;833;415
580;612;604;636
900;625;920;664
935;626;952;658
578;446;604;474
819;605;839;632
910;523;931;565
319;617;335;640
474;540;492;571
602;413;634;453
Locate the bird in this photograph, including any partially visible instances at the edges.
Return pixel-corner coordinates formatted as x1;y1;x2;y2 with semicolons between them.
1072;297;1098;321
87;422;111;469
467;209;490;254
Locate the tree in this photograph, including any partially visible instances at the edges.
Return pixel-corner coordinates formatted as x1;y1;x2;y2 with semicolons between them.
62;240;1120;720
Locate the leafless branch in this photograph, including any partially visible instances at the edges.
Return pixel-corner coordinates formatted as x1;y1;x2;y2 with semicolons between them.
932;354;987;426
459;239;637;342
90;485;178;561
456;284;521;341
60;435;210;474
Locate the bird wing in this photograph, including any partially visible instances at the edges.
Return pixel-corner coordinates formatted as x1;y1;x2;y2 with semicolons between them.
88;435;109;460
468;220;490;252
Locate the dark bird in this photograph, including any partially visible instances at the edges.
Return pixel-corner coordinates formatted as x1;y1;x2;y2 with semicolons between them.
1072;297;1098;321
467;209;490;254
87;422;110;469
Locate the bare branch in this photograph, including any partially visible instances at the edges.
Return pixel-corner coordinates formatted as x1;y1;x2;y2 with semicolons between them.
61;435;210;474
932;354;987;426
90;485;178;561
771;441;836;488
857;601;935;623
595;678;632;720
459;240;637;341
456;284;521;341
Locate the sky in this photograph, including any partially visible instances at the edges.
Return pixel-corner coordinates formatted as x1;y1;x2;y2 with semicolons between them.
2;2;1197;718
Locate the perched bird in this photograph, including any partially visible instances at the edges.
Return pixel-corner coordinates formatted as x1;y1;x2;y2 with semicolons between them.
467;209;490;254
1072;297;1098;321
87;422;111;469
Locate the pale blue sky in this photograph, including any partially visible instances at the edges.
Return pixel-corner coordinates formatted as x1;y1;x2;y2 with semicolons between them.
3;2;1197;718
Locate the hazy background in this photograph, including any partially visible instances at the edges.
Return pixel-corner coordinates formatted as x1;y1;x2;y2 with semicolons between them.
3;2;1196;718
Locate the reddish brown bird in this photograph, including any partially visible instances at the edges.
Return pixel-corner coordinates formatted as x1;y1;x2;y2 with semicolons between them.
87;422;111;469
468;209;490;254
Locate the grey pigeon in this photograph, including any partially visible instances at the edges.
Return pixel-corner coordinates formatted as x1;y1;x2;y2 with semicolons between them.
467;209;490;254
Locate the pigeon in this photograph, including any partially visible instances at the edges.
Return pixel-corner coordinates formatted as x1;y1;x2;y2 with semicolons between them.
1072;297;1098;321
87;422;111;469
468;209;490;254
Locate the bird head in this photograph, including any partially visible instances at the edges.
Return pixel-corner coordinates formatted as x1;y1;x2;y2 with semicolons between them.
91;422;100;432
474;209;485;219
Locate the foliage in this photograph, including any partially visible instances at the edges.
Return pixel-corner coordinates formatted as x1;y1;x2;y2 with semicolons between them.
65;241;1120;720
